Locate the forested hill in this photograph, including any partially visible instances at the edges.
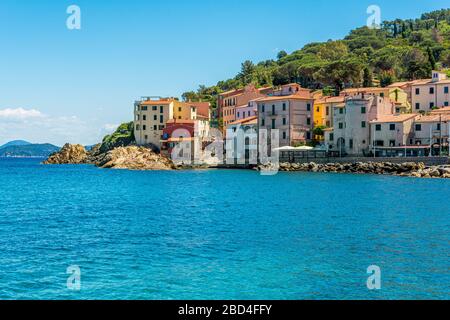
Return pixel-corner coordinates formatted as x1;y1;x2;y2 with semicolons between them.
182;8;450;108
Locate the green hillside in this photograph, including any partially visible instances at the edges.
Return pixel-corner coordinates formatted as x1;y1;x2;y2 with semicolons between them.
182;8;450;109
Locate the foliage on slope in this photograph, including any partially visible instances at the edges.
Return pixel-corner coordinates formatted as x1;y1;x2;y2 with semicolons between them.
99;122;135;153
182;8;450;109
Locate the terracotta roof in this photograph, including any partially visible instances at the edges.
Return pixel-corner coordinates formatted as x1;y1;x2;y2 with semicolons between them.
430;107;450;114
411;79;450;85
140;99;174;105
228;116;258;126
370;114;418;124
189;101;210;118
256;94;313;103
416;114;450;123
387;80;425;88
325;96;345;103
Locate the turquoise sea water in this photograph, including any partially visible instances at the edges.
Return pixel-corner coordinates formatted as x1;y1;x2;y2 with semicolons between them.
0;158;448;300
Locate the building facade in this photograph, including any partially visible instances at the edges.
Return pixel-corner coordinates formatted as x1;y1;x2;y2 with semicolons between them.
257;95;314;148
411;71;450;112
324;94;395;156
134;97;204;149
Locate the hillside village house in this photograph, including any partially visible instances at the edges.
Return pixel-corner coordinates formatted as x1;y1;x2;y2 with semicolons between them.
235;98;263;121
370;114;418;147
134;97;209;149
341;86;410;113
313;96;345;129
257;94;314;148
324;94;395;156
226;116;258;163
218;84;272;129
413;114;450;147
410;71;450;112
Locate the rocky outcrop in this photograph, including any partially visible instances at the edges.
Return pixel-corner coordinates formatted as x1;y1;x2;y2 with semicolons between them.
260;161;450;178
44;144;175;171
93;146;175;170
43;144;88;164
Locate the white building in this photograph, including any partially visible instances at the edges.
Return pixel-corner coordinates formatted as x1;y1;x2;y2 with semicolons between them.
411;71;450;112
324;94;395;156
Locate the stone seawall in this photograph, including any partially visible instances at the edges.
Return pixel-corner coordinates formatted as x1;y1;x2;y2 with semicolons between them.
278;156;449;166
265;161;450;179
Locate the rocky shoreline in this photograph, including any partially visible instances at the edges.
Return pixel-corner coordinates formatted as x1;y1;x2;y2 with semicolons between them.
43;143;175;170
44;143;450;177
270;161;450;178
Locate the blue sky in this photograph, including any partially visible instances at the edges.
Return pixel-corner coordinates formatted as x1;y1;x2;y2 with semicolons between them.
0;0;448;145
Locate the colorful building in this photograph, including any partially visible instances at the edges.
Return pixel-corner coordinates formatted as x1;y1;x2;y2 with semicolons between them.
134;97;206;149
218;84;272;129
256;94;314;148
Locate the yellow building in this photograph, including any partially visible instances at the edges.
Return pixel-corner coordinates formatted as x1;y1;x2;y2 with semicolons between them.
313;96;345;141
134;97;199;148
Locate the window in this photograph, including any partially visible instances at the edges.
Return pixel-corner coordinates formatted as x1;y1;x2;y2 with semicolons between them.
389;140;395;147
361;106;366;114
135;124;140;130
429;87;435;94
306;132;311;140
142;106;148;111
145;135;148;140
437;123;441;131
153;125;157;130
282;131;287;140
261;118;265;126
142;125;146;131
282;118;287;125
154;115;157;121
329;133;334;141
306;118;311;125
271;119;276;129
415;103;420;110
326;121;330;127
415;124;422;131
430;102;435;109
380;93;384;98
282;103;286;111
136;115;140;121
178;107;182;112
152;106;157;111
261;105;265;113
375;140;384;147
376;124;381;131
445;101;449;106
339;108;344;114
349;139;353;149
272;105;275;115
160;115;164;123
143;115;146;121
237;112;240;118
307;104;311;111
338;122;344;129
160;106;164;113
361;121;366;128
389;124;396;131
415;88;420;95
445;87;449;94
159;125;165;130
326;107;330;116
